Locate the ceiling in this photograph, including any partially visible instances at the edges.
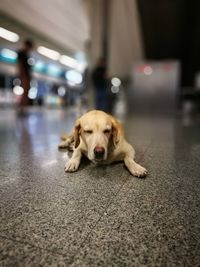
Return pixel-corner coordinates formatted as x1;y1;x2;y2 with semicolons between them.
0;0;90;53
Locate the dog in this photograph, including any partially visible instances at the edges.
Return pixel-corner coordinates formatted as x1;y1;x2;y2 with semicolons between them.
58;110;147;177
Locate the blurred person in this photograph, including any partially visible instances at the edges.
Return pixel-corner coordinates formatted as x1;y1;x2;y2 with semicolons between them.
92;57;108;111
17;39;34;115
37;81;47;106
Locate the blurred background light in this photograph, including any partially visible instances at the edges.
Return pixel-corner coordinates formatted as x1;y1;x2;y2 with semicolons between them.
74;51;86;61
13;78;21;86
65;70;83;84
37;46;60;60
111;86;120;94
77;62;87;72
13;86;24;96
74;52;88;72
60;55;87;72
27;57;35;66
0;27;19;42
163;64;173;72
67;81;76;87
45;95;61;106
28;87;38;99
1;48;17;62
59;55;78;69
47;64;61;77
30;80;38;88
144;66;153;75
111;77;121;87
34;60;45;72
57;86;66;97
135;64;146;73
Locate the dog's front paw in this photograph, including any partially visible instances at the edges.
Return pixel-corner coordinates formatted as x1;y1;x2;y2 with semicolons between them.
65;159;79;172
130;163;147;178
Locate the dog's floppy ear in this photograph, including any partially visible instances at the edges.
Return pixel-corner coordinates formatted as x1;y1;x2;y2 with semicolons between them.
111;118;120;147
74;119;81;148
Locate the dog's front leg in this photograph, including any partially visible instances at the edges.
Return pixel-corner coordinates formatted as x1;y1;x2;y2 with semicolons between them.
65;148;82;172
124;155;147;177
124;156;147;177
121;142;147;177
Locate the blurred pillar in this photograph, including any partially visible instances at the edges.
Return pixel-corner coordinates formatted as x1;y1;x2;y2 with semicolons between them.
85;0;143;78
108;0;144;78
102;0;110;60
85;0;144;78
84;0;104;66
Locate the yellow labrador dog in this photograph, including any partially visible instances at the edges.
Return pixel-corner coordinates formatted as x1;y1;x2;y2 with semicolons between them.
59;110;147;177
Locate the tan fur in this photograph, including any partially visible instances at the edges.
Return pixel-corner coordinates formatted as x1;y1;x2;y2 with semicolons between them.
58;110;147;177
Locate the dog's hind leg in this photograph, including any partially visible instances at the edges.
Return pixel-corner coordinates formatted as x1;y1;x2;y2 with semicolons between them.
58;133;74;150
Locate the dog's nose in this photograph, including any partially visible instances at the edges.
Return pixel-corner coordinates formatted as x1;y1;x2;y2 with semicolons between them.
94;146;105;159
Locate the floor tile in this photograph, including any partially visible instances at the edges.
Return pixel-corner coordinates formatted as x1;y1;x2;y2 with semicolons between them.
0;236;68;267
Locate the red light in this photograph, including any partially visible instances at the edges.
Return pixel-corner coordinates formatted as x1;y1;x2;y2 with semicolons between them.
135;64;151;73
163;64;173;72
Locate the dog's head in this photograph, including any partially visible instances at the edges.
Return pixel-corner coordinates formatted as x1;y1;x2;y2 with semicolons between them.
74;110;121;162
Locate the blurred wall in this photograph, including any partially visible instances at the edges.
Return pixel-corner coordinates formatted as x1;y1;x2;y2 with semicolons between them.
137;0;200;87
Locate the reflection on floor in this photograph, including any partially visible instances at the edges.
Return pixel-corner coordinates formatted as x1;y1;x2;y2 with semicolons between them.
0;108;200;266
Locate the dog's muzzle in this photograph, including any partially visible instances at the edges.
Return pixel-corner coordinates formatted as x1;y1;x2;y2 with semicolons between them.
94;146;105;160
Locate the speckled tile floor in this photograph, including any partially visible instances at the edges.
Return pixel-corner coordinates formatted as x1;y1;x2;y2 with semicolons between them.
0;108;200;267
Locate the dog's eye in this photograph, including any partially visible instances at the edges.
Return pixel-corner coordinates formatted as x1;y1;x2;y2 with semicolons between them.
104;129;111;134
84;130;93;134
